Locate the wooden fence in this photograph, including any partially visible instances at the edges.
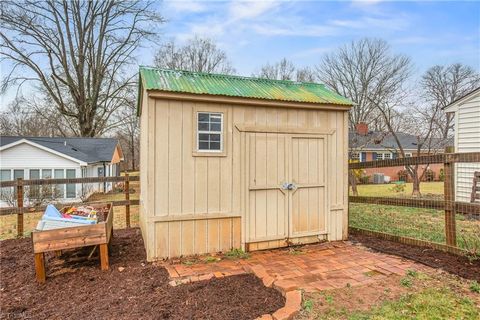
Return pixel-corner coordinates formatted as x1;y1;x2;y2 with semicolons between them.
348;151;480;253
0;174;140;237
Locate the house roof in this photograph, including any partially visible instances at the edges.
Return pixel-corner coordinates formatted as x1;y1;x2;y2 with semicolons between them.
0;136;121;164
349;131;452;151
443;87;480;113
138;67;354;106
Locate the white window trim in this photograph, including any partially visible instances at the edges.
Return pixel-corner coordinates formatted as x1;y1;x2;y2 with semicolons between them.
196;112;224;153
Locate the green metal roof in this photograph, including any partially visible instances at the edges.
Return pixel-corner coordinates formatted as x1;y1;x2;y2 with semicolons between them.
139;67;354;106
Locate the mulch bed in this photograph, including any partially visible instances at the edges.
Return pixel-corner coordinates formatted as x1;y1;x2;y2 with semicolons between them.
0;228;284;319
350;233;480;281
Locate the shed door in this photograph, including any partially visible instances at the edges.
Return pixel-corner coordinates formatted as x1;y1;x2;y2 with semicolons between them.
246;133;327;244
247;133;288;243
289;136;327;237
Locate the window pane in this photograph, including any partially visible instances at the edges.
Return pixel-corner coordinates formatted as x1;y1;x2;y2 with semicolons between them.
66;169;76;198
210;123;221;131
210;134;221;142
42;169;52;179
197;112;223;152
210;115;221;122
198;113;209;122
198;122;209;131
54;169;65;198
0;170;11;181
199;133;210;141
13;170;24;180
199;141;209;150
29;169;40;179
210;142;221;150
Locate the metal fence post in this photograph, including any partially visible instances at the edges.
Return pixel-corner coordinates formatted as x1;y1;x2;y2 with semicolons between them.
125;173;130;228
444;147;456;247
16;178;24;238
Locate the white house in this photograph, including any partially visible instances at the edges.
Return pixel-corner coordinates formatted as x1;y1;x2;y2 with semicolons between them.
0;136;124;207
444;87;480;203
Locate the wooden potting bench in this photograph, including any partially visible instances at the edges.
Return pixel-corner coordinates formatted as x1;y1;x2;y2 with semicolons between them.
31;203;113;283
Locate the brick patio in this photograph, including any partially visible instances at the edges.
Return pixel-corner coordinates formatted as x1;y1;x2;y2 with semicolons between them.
162;241;431;293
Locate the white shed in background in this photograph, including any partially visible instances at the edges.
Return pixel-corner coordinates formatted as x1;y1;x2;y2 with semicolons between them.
444;87;480;203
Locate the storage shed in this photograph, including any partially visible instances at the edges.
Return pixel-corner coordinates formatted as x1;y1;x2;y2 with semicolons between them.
137;67;353;260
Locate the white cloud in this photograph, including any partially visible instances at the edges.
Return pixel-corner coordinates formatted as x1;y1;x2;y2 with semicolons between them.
164;1;207;13
229;1;281;20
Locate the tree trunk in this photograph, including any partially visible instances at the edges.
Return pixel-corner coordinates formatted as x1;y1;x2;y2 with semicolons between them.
411;172;421;197
349;171;358;196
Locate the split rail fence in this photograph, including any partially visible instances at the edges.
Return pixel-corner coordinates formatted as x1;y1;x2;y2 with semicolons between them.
348;151;480;255
0;174;139;238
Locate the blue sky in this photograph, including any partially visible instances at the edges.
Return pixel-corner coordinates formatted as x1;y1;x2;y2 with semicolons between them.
150;0;479;76
1;0;479;108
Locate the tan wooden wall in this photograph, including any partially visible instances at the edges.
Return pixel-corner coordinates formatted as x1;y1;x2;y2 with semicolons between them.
139;92;348;260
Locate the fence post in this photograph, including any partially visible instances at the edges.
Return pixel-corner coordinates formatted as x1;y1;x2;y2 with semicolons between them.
16;178;24;238
125;173;130;228
444;146;456;247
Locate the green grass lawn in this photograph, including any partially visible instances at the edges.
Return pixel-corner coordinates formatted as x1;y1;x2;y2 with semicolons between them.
350;203;480;251
352;181;444;198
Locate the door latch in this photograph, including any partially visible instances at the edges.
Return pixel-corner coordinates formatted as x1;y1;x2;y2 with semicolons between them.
282;183;295;190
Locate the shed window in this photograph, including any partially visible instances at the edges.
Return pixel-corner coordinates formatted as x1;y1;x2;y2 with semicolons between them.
197;112;223;152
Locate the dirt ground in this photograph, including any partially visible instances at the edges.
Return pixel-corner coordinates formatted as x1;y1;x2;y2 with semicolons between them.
350;233;480;281
0;228;284;320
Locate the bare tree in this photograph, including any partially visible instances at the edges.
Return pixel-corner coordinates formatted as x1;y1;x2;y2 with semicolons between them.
253;58;316;82
421;63;480;139
316;38;413;131
154;36;235;74
115;100;140;171
0;96;70;136
1;0;164;137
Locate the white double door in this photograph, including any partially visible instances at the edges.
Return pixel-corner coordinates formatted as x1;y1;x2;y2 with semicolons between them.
246;132;328;245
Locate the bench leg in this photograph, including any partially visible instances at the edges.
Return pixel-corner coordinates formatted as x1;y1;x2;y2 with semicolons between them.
99;243;109;271
34;253;46;283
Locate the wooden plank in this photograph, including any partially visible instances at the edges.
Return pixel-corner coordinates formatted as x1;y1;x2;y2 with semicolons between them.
0;175;139;188
207;157;221;213
181;220;195;256
34;253;46;283
147;213;242;222
125;173;130;228
349;154;445;169
154;222;169;259
32;223;106;243
234;125;335;135
168;221;182;257
0;200;139;216
444;153;457;247
207;219;219;253
169;101;183;214
182;102;195;214
156;100;169;216
194;219;208;254
16;178;23;238
99;243;109;270
33;234;107;253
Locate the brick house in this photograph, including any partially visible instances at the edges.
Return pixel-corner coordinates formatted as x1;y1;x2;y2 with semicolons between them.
349;123;449;183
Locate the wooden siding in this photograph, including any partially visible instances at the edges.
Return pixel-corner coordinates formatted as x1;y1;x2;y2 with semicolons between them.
139;93;349;260
454;93;480;202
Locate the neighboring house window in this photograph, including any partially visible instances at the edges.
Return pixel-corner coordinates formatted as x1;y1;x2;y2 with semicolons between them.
376;152;392;160
54;169;65;198
66;169;76;198
13;169;24;180
1;169;11;181
98;167;105;177
350;152;360;161
42;169;52;198
405;153;412;157
197;112;223;152
29;169;40;199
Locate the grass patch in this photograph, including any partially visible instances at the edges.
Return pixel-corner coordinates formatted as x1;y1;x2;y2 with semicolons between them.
349;203;480;250
352;181;444;198
349;288;479;320
470;281;480;294
224;248;250;260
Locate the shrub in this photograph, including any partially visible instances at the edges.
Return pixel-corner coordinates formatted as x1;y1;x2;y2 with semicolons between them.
470;281;480;293
359;175;370;184
390;182;406;193
439;168;445;182
397;170;408;182
425;169;435;182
